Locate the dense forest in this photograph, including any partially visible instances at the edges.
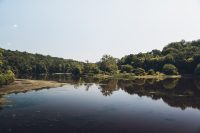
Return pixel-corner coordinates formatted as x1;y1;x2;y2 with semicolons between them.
1;39;200;85
2;49;85;75
119;39;200;76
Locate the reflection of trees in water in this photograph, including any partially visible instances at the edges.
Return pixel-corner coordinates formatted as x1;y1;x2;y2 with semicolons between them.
99;79;119;96
84;83;93;91
146;79;156;85
162;96;200;110
194;78;200;90
14;74;200;110
118;79;145;95
131;79;146;86
0;95;7;111
96;78;200;110
162;78;179;89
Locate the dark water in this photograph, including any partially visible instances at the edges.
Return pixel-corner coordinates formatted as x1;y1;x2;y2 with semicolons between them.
1;76;200;133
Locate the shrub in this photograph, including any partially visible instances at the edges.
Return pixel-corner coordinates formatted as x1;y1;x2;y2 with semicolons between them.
99;55;118;74
147;69;155;75
162;64;179;75
5;70;15;84
71;66;82;76
134;68;145;76
83;63;100;75
0;70;15;86
121;65;133;73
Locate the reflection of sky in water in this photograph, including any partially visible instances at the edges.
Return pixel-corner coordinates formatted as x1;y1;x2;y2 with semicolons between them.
0;83;200;133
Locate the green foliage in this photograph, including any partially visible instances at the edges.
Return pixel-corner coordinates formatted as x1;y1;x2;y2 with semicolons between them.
193;54;200;64
164;54;175;64
119;39;200;75
194;64;200;75
133;68;145;76
3;49;84;75
162;64;179;75
147;69;155;75
0;70;15;86
120;65;133;73
0;49;15;85
83;62;100;75
4;70;15;84
99;55;118;74
71;64;83;76
2;39;200;77
151;49;161;56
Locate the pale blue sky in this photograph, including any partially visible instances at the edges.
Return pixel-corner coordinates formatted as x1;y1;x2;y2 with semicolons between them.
0;0;200;62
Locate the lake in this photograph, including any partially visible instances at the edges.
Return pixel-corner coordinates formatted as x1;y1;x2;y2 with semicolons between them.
0;77;200;133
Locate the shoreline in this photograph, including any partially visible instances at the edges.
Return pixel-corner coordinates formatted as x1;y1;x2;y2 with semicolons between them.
0;74;188;95
93;74;182;79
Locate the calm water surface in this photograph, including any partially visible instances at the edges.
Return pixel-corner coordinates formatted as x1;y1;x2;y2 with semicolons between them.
0;77;200;133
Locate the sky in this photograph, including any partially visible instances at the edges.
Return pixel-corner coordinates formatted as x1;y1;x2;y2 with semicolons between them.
0;0;200;62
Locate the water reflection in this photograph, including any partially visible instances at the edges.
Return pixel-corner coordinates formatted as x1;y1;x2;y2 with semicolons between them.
0;76;200;133
8;75;200;110
162;78;179;89
99;79;119;96
99;78;200;110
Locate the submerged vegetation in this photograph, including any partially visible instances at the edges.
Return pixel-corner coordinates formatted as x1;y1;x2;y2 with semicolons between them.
1;39;200;83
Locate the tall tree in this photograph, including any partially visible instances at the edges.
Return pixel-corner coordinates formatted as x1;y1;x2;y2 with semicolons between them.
99;55;118;74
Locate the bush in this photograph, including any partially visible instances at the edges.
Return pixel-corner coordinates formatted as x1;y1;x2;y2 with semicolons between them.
121;65;133;73
134;68;145;76
99;55;118;74
147;69;155;75
0;70;15;86
195;63;200;75
162;64;179;75
5;70;15;84
71;66;82;76
83;63;100;75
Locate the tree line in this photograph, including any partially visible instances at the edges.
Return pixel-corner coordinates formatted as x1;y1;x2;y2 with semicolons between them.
1;39;200;84
2;49;84;75
118;39;200;75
